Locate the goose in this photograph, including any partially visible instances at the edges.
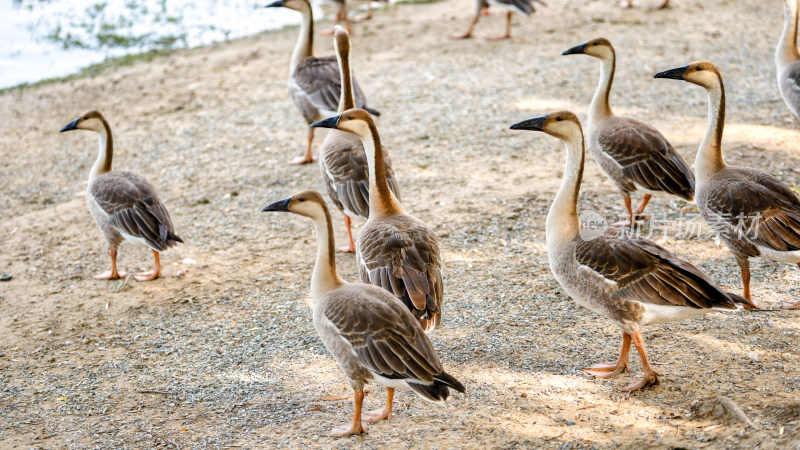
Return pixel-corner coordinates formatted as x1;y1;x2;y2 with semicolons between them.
262;190;465;436
452;0;544;40
510;111;754;391
777;0;800;120
59;111;183;281
655;61;800;309
311;109;443;332
319;26;401;253
266;0;380;165
562;38;694;226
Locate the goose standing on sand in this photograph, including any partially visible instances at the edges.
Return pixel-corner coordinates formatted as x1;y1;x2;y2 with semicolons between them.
312;109;443;332
319;26;401;252
510;111;754;391
59;111;183;281
262;190;464;436
562;38;694;226
266;0;380;165
656;61;800;309
777;0;800;120
452;0;544;40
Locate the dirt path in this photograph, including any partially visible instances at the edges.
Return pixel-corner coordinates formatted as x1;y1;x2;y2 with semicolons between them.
1;0;799;447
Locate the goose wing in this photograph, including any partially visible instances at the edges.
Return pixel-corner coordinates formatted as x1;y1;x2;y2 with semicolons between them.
702;168;800;252
597;117;694;200
357;216;442;331
294;56;370;114
574;230;748;309
90;171;182;251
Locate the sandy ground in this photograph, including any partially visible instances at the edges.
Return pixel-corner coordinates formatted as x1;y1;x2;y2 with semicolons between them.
1;0;800;447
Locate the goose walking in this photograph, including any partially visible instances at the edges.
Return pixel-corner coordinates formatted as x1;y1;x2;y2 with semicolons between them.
656;61;800;309
266;0;380;165
452;0;544;40
777;0;800;120
510;111;754;391
59;111;183;281
562;38;694;226
312;109;443;332
319;26;401;253
262;190;464;436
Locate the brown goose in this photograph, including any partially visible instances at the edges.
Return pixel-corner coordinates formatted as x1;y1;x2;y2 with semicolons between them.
59;111;183;281
562;38;694;226
510;111;753;391
311;109;443;332
778;0;800;120
319;26;401;253
266;0;379;165
262;190;464;436
656;61;800;309
452;0;544;40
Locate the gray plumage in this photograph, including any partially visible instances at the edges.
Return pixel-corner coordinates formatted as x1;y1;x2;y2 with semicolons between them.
291;55;376;124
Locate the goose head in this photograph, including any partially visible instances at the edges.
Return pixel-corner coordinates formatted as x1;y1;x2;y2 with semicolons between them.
59;110;107;133
334;25;350;55
562;37;614;60
262;189;327;219
265;0;310;12
654;60;721;89
310;108;374;137
510;111;583;143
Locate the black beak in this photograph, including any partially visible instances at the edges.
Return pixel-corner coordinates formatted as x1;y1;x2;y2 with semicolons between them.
262;197;291;212
59;118;79;132
562;43;587;56
265;0;283;7
654;65;688;80
310;114;341;129
510;115;548;132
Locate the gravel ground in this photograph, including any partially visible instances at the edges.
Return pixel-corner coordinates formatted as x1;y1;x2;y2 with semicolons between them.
1;0;800;447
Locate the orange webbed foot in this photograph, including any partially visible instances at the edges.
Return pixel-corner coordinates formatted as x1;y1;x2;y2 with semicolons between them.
94;270;127;280
338;244;356;253
584;362;628;379
134;270;160;281
288;155;316;165
783;299;800;309
326;422;367;437
620;373;659;392
361;407;390;423
486;33;510;40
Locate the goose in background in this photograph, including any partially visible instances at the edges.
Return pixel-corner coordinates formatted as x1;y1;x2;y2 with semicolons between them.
59;111;183;281
656;61;800;309
319;26;401;252
777;0;800;120
510;111;753;391
312;109;443;332
319;0;352;35
452;0;544;40
262;190;464;436
266;0;380;165
562;38;694;226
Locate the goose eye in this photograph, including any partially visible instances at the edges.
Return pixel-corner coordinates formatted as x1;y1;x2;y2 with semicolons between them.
592;42;598;46
347;115;353;120
298;197;305;202
695;66;702;71
556;117;563;121
83;116;88;120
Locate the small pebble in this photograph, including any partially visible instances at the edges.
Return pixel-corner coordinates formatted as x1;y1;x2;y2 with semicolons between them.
0;274;11;281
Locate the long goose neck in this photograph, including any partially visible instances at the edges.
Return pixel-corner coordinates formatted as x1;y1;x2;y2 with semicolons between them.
89;120;113;181
310;203;343;301
361;123;404;218
546;134;584;244
336;41;355;111
777;0;800;68
589;52;615;122
290;4;314;72
695;77;727;185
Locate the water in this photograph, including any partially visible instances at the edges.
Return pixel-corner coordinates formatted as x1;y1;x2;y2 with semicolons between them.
0;0;315;89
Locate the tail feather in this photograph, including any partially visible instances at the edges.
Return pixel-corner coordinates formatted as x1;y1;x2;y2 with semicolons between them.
407;371;465;403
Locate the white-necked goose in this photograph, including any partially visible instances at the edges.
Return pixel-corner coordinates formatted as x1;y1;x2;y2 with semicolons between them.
262;190;464;436
452;0;544;40
266;0;379;165
311;109;443;332
319;26;401;252
510;111;754;391
778;0;800;120
656;61;800;309
59;111;183;281
562;38;694;226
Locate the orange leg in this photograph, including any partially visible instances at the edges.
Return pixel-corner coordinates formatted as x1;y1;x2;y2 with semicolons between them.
633;194;652;215
487;11;513;40
134;250;161;281
94;249;127;280
480;7;491;15
584;332;631;378
623;196;634;228
288;128;315;165
338;215;357;253
361;388;393;423
621;330;660;392
327;389;367;437
452;14;480;39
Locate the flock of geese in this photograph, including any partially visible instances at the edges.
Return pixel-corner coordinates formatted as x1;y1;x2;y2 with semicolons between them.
55;0;800;438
